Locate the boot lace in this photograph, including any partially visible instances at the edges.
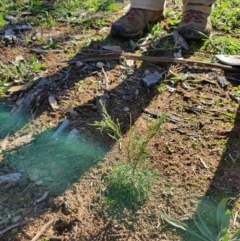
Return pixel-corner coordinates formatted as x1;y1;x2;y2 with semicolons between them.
182;10;205;23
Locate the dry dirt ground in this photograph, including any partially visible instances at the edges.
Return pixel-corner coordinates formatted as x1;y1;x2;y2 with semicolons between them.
0;1;240;241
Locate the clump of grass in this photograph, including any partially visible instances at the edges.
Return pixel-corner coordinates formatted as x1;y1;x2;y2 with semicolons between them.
200;35;240;55
0;55;44;92
212;0;240;32
93;101;165;209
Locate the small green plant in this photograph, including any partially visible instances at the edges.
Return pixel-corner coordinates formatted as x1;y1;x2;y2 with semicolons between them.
43;38;61;50
160;197;240;241
106;163;158;208
93;101;165;208
0;207;23;226
0;56;44;87
211;0;240;32
41;238;50;241
150;22;162;39
157;83;166;93
200;35;240;55
0;14;6;28
165;8;181;26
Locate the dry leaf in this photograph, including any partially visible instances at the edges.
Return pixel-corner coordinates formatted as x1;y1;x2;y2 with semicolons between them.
7;82;32;93
15;55;25;62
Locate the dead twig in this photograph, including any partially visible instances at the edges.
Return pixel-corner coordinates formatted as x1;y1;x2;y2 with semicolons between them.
30;49;63;54
65;52;240;72
101;67;109;90
0;220;29;236
36;191;49;203
199;158;208;169
31;219;54;241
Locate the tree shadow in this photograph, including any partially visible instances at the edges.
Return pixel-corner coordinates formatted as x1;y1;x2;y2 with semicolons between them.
161;102;240;241
189;102;240;240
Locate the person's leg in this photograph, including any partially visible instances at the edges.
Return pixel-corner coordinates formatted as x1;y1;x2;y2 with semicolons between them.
111;0;166;38
131;0;165;11
178;0;215;40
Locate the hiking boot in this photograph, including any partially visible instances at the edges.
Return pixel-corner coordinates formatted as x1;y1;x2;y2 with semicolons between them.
111;8;164;39
177;10;212;40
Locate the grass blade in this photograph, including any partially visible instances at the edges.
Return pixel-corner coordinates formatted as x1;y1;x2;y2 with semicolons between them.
222;233;229;241
216;228;228;241
221;209;231;232
217;198;235;231
193;211;215;241
159;210;206;241
231;229;240;240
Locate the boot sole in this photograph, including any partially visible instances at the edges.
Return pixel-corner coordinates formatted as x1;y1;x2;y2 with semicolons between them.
177;26;210;40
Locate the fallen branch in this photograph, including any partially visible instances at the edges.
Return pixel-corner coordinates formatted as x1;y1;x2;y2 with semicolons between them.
31;219;54;241
0;220;29;236
0;173;21;184
30;49;63;54
66;52;240;72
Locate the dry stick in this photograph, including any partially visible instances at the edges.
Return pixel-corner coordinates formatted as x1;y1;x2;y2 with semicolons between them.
0;220;29;236
31;219;54;241
66;52;240;72
101;67;109;90
30;49;63;54
67;52;123;63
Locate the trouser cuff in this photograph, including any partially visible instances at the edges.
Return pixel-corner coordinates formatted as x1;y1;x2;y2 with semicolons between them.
183;4;212;14
131;1;165;11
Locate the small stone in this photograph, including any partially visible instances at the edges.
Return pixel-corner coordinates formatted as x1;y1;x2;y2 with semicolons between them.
144;70;151;76
76;61;83;67
166;85;176;93
96;62;104;68
173;50;183;59
33;32;42;41
15;55;25;62
182;82;190;90
126;59;134;67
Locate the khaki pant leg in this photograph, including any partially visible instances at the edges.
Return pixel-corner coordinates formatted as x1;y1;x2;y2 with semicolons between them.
182;0;216;13
131;0;166;11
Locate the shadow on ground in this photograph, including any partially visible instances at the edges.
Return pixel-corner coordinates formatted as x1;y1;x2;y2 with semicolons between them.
181;103;240;241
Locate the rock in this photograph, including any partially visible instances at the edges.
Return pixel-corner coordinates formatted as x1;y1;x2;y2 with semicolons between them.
76;61;83;67
96;62;104;68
